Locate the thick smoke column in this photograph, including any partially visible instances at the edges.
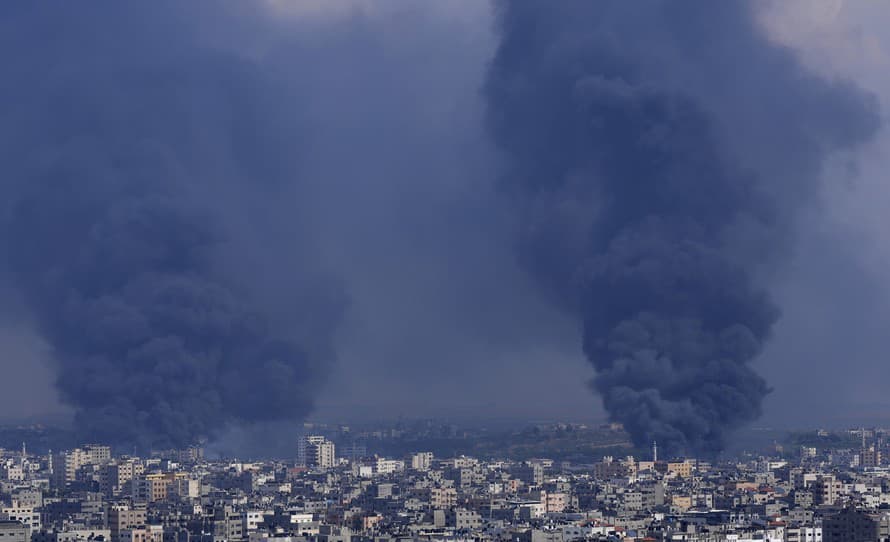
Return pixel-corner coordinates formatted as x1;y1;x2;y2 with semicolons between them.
0;4;340;449
485;1;880;454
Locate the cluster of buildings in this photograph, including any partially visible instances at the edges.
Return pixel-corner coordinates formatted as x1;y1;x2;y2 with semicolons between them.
3;430;890;542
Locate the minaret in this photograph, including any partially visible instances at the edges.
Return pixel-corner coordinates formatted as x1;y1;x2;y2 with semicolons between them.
653;441;658;463
21;442;26;467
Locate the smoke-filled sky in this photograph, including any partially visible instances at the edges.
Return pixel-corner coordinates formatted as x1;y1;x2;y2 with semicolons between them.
1;1;889;451
484;0;881;454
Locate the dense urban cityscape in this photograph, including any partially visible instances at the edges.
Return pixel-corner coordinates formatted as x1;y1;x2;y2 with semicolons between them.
3;1;890;542
1;423;890;542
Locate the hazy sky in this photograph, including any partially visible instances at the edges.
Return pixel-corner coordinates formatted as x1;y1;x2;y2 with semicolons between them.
754;0;890;428
1;0;889;440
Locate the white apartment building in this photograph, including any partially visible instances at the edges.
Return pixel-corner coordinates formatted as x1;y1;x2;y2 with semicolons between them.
297;436;336;469
411;453;433;471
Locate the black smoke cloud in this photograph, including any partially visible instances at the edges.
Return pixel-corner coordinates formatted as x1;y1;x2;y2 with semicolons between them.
1;1;574;452
2;0;884;455
485;1;880;454
0;3;342;450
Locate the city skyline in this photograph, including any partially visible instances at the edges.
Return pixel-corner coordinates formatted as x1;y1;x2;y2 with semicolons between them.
2;423;890;541
5;1;890;539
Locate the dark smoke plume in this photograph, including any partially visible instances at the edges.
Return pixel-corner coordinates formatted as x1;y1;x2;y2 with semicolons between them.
485;1;880;454
0;4;342;449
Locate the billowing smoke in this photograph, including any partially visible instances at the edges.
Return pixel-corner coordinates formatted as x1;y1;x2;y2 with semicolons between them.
485;1;880;454
1;0;883;454
0;3;343;450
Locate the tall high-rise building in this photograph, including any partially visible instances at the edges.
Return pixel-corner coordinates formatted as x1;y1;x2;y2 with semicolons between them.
83;444;112;465
100;459;145;497
297;436;335;469
52;450;84;486
861;445;882;468
52;445;113;486
411;452;434;471
813;474;843;506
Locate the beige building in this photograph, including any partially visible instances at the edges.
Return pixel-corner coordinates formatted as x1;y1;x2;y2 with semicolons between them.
169;477;201;500
544;492;568;513
672;495;692;512
119;526;162;542
108;506;147;542
101;460;145;497
2;464;24;482
861;446;882;468
813;474;843;506
132;473;189;503
411;453;433;471
430;488;457;509
83;445;112;465
53;445;113;486
667;460;693;478
298;436;336;469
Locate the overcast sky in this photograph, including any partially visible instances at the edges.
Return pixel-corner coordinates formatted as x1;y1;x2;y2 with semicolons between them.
753;0;890;428
1;0;889;439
